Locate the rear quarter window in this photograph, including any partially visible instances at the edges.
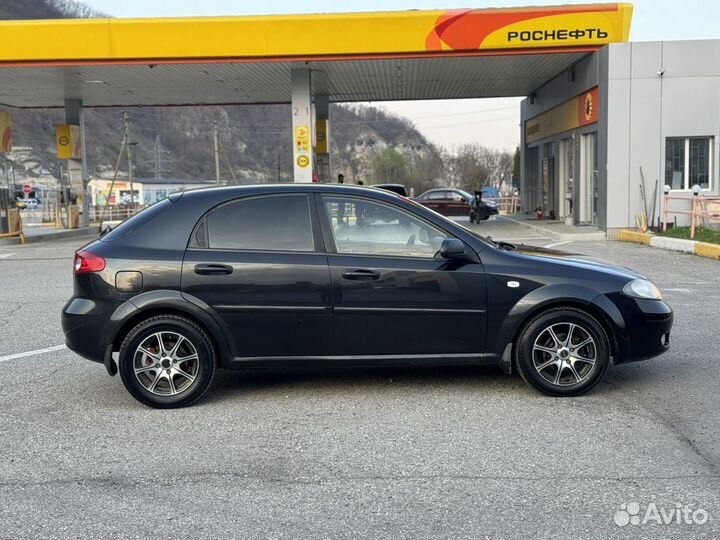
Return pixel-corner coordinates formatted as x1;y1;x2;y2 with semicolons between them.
100;198;173;242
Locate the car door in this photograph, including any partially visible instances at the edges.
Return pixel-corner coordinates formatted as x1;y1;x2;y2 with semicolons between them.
182;193;332;358
319;194;487;357
449;190;470;216
421;190;448;214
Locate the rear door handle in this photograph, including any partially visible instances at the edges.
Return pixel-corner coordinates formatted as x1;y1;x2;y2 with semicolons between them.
342;269;381;281
194;263;233;276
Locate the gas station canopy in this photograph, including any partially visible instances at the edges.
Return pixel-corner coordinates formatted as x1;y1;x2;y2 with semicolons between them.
0;3;633;108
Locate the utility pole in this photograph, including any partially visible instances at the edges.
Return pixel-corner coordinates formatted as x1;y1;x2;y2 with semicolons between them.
123;112;135;207
152;135;171;181
212;121;221;185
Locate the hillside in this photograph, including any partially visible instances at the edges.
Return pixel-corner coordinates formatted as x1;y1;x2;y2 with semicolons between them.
1;0;443;192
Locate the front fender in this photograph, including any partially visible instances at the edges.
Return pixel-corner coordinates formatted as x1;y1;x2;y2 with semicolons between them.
490;284;602;358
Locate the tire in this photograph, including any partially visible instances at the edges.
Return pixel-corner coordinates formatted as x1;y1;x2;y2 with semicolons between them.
119;315;216;408
515;307;610;397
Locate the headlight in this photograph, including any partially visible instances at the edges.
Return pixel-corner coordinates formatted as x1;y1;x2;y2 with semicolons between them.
623;279;663;300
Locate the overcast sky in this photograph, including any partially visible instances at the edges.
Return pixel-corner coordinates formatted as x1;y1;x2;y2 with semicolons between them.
82;0;719;151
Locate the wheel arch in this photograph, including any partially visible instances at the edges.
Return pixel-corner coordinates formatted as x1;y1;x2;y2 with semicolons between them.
493;285;622;369
510;300;620;363
108;291;232;367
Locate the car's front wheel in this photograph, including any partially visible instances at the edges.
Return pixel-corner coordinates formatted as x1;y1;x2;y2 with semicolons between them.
118;315;216;408
515;308;610;397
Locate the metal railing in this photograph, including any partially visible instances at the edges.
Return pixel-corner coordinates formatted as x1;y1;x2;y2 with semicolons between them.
89;205;145;223
662;192;720;238
485;196;521;215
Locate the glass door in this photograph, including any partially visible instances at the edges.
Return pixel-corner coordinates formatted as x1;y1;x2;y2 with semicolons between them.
559;138;574;220
579;133;598;225
542;142;555;219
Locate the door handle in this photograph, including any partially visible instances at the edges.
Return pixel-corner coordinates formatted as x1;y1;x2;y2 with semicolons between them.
194;263;233;276
342;269;381;281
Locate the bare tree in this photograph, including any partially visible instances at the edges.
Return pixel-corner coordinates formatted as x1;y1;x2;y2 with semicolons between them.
49;0;107;18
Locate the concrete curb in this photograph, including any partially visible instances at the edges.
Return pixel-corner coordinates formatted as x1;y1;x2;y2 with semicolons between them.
695;241;720;260
617;229;720;261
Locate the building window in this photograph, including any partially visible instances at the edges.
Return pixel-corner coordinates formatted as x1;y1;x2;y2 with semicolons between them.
665;137;714;190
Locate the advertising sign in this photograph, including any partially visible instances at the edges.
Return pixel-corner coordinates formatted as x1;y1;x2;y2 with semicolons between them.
56;124;82;160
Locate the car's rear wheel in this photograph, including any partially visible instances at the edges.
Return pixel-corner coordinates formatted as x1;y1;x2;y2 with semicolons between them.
119;315;215;408
515;308;610;397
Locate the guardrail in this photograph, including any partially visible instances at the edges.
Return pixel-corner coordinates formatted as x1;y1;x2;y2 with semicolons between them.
662;192;720;239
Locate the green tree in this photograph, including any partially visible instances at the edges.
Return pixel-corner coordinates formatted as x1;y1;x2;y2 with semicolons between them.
371;147;409;185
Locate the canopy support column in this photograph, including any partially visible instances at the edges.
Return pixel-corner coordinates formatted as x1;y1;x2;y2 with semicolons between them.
290;68;314;183
64;99;89;227
315;94;331;183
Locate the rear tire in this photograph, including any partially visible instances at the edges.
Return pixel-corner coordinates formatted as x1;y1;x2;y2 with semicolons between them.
515;307;610;397
119;315;216;408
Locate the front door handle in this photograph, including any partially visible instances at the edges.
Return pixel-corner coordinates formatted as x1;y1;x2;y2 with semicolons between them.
342;269;381;281
194;263;233;276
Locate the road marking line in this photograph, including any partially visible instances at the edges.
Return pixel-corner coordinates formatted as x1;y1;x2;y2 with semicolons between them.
543;240;572;249
0;344;66;363
0;253;15;258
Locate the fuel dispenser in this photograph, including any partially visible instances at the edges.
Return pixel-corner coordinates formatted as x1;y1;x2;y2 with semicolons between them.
56;124;83;229
0;159;21;237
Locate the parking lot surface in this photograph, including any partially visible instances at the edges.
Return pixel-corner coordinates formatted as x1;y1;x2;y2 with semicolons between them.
1;220;719;539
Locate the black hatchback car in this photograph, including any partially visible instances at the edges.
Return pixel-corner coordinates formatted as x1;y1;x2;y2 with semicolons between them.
62;184;672;408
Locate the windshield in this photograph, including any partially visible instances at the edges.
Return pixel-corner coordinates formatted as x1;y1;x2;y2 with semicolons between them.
457;189;474;201
452;219;504;247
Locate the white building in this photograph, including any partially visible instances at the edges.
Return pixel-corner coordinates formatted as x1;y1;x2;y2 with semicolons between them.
520;39;720;236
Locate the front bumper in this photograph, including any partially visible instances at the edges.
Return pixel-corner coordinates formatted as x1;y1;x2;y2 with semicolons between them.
609;294;673;364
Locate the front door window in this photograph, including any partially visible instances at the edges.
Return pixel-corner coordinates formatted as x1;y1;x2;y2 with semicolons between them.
323;197;447;258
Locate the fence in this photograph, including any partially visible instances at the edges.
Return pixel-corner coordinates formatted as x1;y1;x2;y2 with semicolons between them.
485;196;520;215
662;192;720;238
89;205;145;223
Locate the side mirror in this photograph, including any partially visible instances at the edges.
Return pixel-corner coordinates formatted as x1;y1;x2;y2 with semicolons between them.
439;238;470;261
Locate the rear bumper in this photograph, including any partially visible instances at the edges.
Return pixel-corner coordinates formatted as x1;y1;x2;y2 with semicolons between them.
61;297;119;364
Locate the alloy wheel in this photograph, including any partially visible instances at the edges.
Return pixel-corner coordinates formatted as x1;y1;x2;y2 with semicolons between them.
532;322;597;386
133;331;199;396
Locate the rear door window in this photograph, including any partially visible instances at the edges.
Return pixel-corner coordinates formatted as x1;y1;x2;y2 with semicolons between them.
205;194;314;252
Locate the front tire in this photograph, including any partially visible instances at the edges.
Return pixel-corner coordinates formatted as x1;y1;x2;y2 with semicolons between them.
119;315;216;408
515;308;610;397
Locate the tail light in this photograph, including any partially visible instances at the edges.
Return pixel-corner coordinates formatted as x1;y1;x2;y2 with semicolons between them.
74;251;105;274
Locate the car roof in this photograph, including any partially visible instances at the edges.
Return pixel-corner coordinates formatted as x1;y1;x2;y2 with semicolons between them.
178;182;403;202
98;181;495;252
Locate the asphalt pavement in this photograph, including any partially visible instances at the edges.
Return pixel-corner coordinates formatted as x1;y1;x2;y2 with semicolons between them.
1;221;719;540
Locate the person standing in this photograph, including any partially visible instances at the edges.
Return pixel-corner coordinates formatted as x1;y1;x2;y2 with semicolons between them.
336;174;346;225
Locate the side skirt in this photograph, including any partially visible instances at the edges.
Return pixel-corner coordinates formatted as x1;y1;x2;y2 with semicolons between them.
224;352;499;370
